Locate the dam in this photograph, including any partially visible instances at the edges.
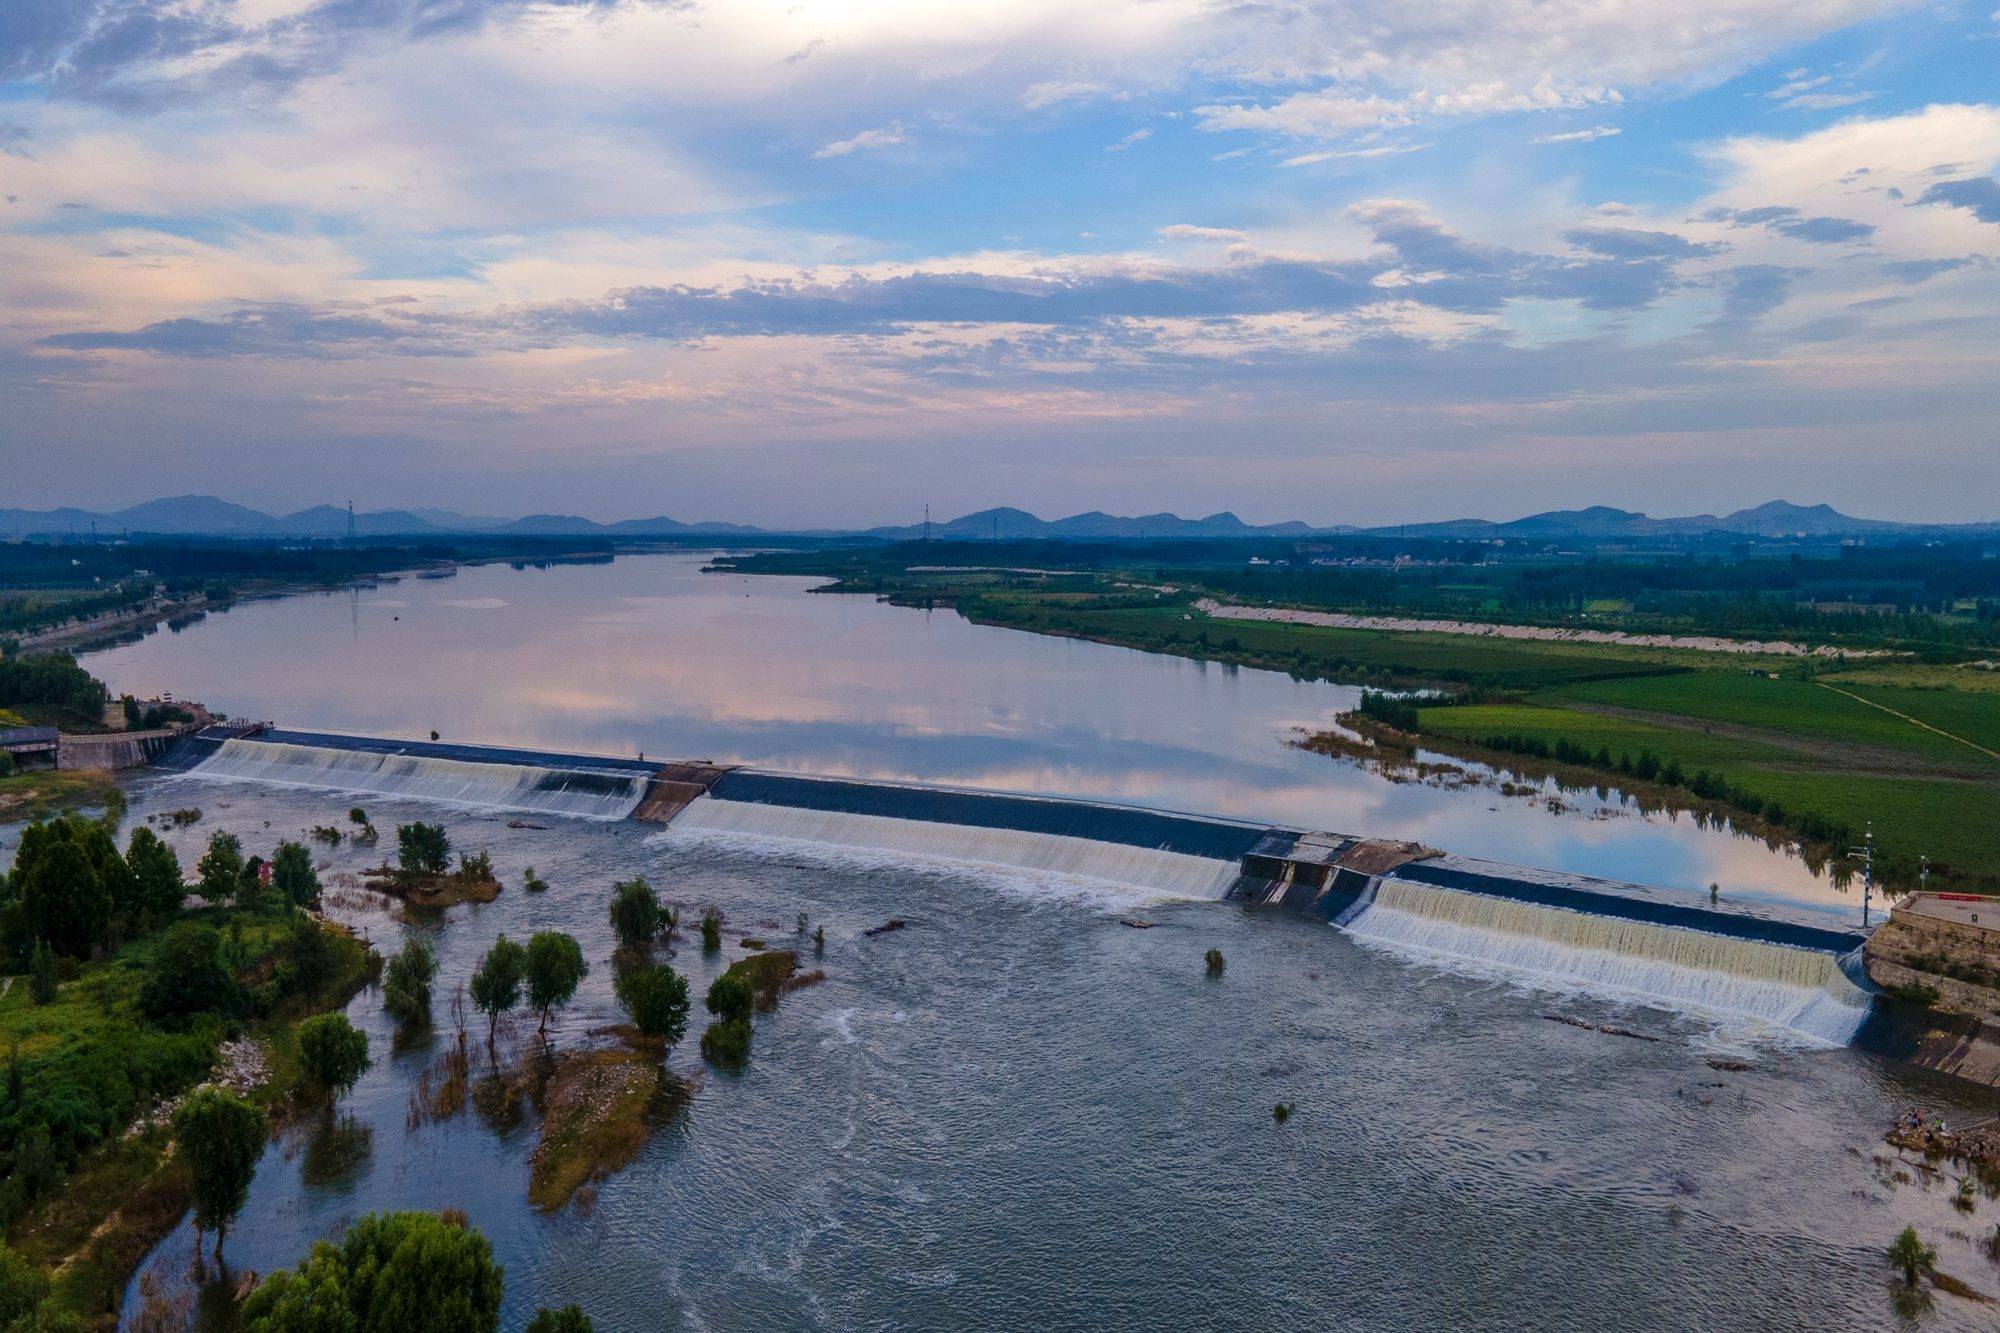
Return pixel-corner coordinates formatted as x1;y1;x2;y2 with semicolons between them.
154;725;1877;1045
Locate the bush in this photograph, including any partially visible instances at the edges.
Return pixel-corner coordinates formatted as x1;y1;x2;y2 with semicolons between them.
140;922;239;1026
348;807;369;827
522;866;548;894
239;1210;504;1332
614;962;690;1048
396;822;451;876
699;1018;750;1067
608;877;663;949
704;974;752;1024
526;1307;592;1333
26;941;57;1006
699;912;721;953
296;1013;370;1103
455;850;493;883
0;1241;47;1326
1204;947;1225;978
383;935;438;1028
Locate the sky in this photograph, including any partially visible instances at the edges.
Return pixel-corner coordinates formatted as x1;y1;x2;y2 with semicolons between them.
2;0;1998;527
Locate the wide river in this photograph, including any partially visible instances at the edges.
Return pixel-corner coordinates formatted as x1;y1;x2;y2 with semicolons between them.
78;553;1987;1329
83;552;1855;918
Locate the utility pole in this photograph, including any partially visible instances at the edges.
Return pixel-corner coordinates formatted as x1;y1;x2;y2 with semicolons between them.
346;500;357;545
923;504;931;543
1849;822;1875;928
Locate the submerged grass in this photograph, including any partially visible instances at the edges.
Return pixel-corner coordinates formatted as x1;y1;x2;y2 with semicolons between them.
528;1048;687;1213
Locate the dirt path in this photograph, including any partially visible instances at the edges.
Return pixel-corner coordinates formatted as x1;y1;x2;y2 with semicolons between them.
1559;700;2000;783
1815;683;2000;763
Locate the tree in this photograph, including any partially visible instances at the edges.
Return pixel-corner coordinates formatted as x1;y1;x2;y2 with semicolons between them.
699;912;721;953
173;1086;265;1259
608;877;663;949
296;1013;370;1104
0;1242;46;1327
141;922;238;1026
396;822;451;876
348;807;369;827
238;1210;503;1333
615;962;690;1051
523;932;586;1036
1888;1225;1936;1287
383;935;438;1028
14;833;109;958
270;840;320;909
1204;948;1225;978
125;826;185;919
699;1018;750;1066
705;974;751;1024
26;941;56;1005
469;936;526;1048
526;1306;592;1333
196;830;245;903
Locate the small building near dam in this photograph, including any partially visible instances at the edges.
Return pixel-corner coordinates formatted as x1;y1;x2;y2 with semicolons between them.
0;726;58;770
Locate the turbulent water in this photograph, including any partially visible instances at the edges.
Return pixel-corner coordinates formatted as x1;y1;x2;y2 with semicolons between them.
183;738;649;820
1344;879;1874;1046
110;781;1996;1330
672;795;1245;900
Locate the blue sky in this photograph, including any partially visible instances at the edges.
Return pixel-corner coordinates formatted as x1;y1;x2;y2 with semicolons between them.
2;0;1998;526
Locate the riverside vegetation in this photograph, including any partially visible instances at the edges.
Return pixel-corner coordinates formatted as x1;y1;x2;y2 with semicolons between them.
718;539;2000;891
0;813;376;1325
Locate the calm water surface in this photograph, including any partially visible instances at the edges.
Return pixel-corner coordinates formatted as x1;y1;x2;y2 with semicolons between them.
81;553;1856;919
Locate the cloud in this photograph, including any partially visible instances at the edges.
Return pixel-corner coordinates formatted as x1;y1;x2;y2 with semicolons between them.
1020;80;1117;111
814;123;909;159
1105;127;1151;152
1158;225;1246;241
1917;177;2000;224
1564;226;1720;260
1703;205;1875;243
1535;126;1620;144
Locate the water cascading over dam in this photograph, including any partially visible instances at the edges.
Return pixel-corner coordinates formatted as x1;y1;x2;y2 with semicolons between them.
154;726;1875;1043
666;771;1257;899
1341;877;1874;1045
166;732;652;820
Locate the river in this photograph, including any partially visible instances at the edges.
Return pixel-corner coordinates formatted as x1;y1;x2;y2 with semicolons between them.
80;553;1985;1330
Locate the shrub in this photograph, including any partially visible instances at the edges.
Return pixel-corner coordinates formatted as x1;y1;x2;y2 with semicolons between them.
383;935;438;1028
1204;948;1225;978
523;866;548;894
615;963;690;1049
705;974;752;1024
455;850;493;883
608;877;663;949
26;941;57;1006
396;822;451;876
140;922;239;1026
296;1013;370;1103
699;912;721;953
699;1018;750;1067
239;1210;503;1332
1888;1225;1936;1287
526;1306;592;1333
348;807;369;827
0;1242;47;1326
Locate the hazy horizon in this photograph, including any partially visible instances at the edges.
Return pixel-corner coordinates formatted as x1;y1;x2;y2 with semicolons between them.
5;1;1999;525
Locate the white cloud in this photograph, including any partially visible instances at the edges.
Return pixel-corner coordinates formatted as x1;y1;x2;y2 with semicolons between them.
1105;127;1152;151
814;124;910;159
1535;126;1622;144
1159;225;1246;241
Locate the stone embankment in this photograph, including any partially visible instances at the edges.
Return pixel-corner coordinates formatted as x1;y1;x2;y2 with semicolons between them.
1866;894;2000;1021
1191;598;1890;659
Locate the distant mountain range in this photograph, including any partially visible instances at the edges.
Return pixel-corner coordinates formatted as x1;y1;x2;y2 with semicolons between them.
1;495;1993;544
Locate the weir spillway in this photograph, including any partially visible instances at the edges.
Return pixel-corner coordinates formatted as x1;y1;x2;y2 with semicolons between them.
153;726;1877;1045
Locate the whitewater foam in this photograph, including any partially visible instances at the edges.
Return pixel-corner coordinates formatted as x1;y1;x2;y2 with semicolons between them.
1343;877;1871;1045
663;796;1240;901
178;737;646;820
